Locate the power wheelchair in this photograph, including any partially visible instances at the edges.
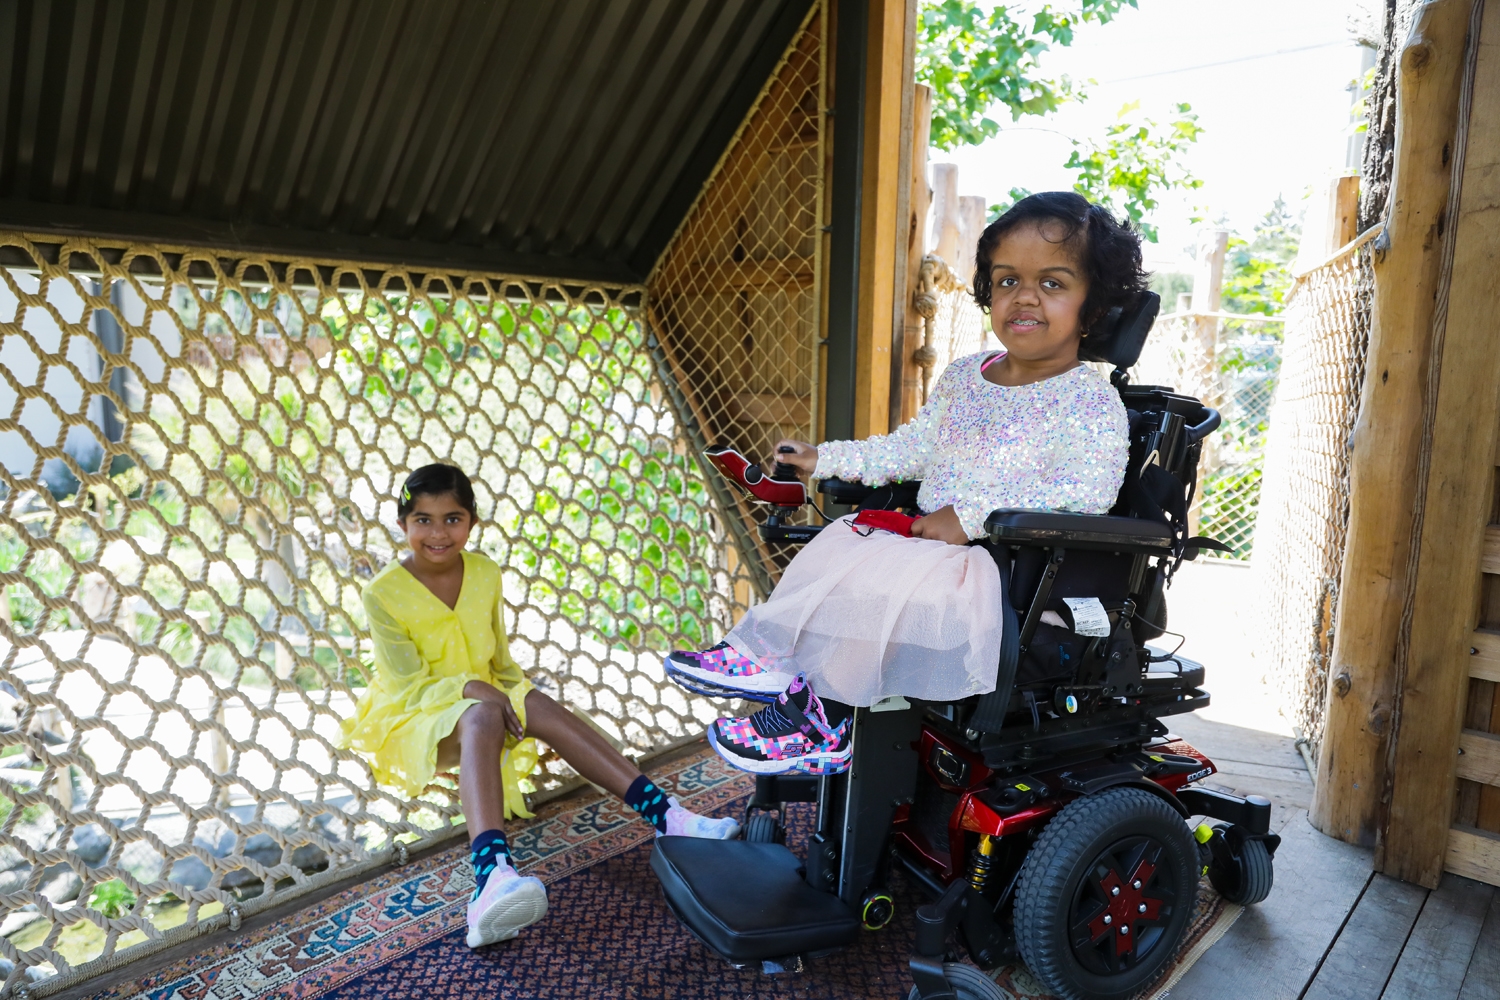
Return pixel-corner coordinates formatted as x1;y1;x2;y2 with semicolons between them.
650;294;1280;1000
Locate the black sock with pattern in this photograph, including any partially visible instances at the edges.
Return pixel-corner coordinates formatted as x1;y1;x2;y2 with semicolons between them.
470;828;511;900
624;775;671;834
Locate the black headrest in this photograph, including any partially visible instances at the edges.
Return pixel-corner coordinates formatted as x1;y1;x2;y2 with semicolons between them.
1079;291;1160;370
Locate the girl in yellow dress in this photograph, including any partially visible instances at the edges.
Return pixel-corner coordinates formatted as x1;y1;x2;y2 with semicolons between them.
340;463;739;948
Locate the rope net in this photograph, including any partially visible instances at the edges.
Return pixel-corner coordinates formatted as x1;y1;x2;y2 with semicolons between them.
645;9;824;594
912;255;996;405
0;235;748;993
1249;238;1375;755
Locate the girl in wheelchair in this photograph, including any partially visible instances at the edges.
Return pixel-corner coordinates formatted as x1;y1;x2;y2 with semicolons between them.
666;192;1145;777
340;464;740;949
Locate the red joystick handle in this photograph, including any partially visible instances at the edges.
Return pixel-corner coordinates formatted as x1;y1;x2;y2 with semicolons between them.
703;446;808;507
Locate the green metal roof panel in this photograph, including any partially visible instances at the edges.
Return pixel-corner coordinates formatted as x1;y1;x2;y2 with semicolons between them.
0;0;815;282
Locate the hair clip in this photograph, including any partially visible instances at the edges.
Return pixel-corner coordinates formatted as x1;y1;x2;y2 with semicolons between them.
401;485;411;503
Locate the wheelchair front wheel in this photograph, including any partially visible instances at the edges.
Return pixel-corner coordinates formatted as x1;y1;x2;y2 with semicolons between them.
742;810;783;844
1013;786;1198;1000
905;962;1008;1000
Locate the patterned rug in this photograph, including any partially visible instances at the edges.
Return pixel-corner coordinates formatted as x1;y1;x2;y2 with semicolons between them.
84;745;1240;1000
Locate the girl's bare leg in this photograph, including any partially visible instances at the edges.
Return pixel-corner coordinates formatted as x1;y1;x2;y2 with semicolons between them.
521;689;641;798
435;701;512;833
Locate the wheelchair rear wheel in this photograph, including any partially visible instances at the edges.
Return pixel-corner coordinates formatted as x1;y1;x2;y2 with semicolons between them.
905;961;1008;1000
1014;787;1198;1000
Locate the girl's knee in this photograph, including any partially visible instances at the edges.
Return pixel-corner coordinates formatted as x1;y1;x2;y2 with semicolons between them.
460;699;508;736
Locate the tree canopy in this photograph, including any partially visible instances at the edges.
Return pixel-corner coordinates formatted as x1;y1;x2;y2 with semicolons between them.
917;1;1202;241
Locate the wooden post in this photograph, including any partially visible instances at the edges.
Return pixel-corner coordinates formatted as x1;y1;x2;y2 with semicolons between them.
1327;174;1361;252
956;195;988;285
929;163;960;266
852;0;908;439
1379;0;1499;889
1311;0;1473;849
895;83;932;427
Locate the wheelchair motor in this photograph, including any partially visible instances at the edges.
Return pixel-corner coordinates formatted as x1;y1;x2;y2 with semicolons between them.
652;299;1280;1000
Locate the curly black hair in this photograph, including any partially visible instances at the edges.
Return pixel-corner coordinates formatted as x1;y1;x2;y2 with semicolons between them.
397;463;478;522
971;191;1149;342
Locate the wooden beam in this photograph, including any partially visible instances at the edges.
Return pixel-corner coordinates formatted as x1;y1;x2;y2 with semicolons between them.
1311;0;1474;849
1472;630;1500;682
1447;826;1500;887
1485;524;1500;573
893;82;931;429
1458;728;1500;786
1381;0;1500;889
886;3;920;433
851;0;907;439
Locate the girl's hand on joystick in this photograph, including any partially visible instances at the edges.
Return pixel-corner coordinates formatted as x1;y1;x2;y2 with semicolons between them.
911;505;969;546
771;439;818;479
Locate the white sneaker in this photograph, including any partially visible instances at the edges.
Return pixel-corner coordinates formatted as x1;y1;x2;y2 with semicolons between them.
660;796;741;839
465;862;548;947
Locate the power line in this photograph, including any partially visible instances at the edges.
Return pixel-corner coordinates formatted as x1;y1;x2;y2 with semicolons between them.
1095;40;1353;86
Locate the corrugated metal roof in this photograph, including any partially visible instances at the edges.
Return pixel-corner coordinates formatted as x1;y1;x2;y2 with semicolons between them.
0;0;815;282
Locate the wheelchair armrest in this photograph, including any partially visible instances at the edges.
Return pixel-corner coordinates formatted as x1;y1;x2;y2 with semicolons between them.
818;478;922;509
984;509;1174;552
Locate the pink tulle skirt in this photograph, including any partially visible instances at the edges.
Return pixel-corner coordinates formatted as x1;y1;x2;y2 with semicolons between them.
725;515;1005;706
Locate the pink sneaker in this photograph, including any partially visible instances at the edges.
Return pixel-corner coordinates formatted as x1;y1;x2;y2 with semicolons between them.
708;673;851;776
663;641;794;701
660;796;741;839
465;862;548;948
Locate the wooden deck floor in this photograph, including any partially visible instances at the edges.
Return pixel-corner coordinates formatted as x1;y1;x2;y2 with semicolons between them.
1166;712;1500;1000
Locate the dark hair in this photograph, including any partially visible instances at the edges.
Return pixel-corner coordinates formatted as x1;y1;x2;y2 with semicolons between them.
397;463;478;522
971;191;1149;342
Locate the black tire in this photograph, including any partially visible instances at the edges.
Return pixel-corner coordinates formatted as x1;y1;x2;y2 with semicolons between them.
905;962;1009;1000
743;811;782;844
1014;787;1198;1000
1208;830;1274;905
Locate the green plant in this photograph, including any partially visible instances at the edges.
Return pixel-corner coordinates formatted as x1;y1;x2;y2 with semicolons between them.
917;0;1136;150
1064;102;1204;242
89;879;137;919
1221;197;1302;316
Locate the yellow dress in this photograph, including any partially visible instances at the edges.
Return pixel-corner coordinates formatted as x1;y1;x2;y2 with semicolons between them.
339;550;539;819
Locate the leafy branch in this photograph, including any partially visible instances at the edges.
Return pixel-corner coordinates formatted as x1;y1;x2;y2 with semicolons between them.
917;0;1137;151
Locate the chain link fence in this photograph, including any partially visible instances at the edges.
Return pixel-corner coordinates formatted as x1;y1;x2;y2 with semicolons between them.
0;235;756;994
1129;311;1285;559
1251;232;1377;756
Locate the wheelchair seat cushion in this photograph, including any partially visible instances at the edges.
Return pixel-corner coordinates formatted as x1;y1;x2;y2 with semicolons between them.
651;838;860;962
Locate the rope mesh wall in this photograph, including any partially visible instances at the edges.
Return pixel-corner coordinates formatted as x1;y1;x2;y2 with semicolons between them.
912;255;995;405
646;9;824;593
0;235;746;993
1130;312;1285;559
1250;237;1375;755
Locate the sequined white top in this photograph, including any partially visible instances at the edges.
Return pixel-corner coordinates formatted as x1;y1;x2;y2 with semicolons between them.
814;351;1129;539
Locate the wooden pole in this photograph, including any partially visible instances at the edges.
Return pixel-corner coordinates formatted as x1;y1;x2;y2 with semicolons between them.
929;163;960;266
895;83;932;427
956;195;988;286
1379;0;1497;889
1311;0;1474;848
1328;174;1361;252
852;0;907;439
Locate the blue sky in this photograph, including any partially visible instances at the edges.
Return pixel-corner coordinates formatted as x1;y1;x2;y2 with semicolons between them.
932;0;1374;271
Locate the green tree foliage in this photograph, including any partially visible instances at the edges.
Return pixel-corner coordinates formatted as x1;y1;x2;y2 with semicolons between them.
917;0;1137;150
983;102;1203;242
1064;102;1204;242
1221;197;1302;316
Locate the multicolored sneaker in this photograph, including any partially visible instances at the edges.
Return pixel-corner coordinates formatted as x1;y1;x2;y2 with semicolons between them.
465;862;548;948
663;640;795;702
660;796;741;839
708;674;852;775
